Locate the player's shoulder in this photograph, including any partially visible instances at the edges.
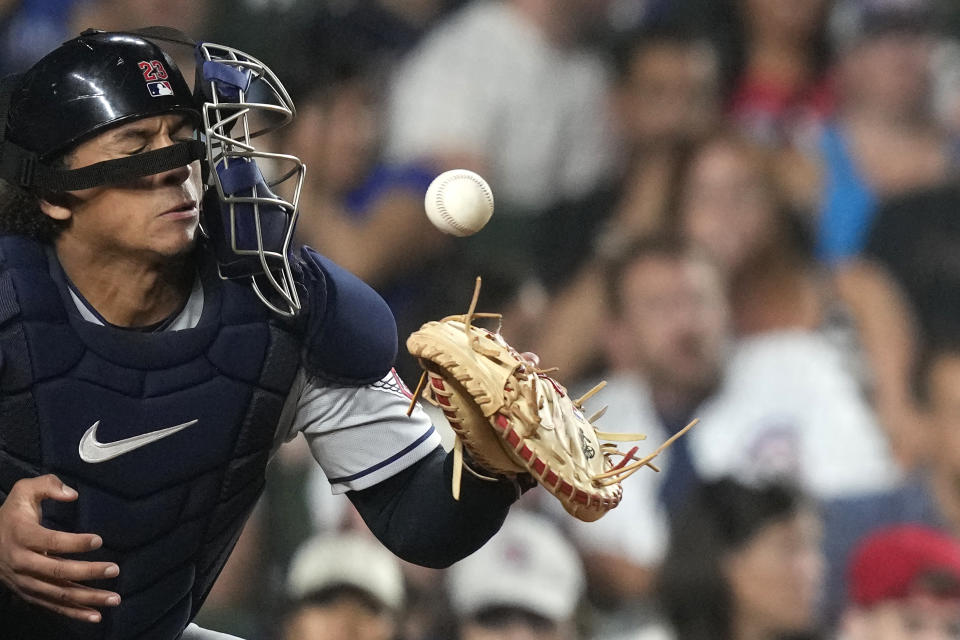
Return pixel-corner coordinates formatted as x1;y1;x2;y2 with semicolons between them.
296;245;398;386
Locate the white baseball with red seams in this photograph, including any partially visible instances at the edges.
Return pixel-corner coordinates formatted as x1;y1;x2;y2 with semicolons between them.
424;169;495;237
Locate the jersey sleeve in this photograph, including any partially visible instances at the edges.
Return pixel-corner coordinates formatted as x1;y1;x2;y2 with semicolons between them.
286;368;442;493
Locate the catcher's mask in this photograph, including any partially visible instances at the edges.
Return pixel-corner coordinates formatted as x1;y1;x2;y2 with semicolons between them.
194;40;305;317
0;28;306;317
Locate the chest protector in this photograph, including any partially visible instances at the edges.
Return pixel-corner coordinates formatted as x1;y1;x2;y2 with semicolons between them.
0;235;311;639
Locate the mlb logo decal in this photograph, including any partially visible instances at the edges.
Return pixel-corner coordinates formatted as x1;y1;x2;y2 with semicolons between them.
148;81;174;97
138;59;171;97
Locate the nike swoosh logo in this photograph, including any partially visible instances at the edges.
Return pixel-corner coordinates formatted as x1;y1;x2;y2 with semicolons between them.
78;419;199;463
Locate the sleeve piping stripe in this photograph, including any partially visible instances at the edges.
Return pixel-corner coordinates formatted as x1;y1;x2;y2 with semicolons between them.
327;425;437;484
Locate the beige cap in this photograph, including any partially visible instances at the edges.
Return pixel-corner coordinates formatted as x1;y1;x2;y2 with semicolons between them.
286;532;405;611
447;510;585;622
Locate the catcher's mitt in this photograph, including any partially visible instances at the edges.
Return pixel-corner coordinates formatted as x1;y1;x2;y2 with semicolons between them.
406;278;695;522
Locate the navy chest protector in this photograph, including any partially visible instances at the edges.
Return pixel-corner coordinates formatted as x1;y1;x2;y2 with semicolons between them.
0;236;397;639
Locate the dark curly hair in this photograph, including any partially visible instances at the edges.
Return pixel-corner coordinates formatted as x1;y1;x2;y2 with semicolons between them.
0;150;70;242
0;179;64;241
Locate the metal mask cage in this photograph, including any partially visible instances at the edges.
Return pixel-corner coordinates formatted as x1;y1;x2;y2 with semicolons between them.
196;41;306;317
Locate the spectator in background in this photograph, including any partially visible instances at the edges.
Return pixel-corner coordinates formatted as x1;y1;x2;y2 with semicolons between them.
544;127;911;484
279;61;456;384
447;509;585;640
627;478;824;640
820;341;960;626
611;24;721;174
387;0;614;216
204;0;453;88
542;132;901;637
561;236;729;639
655;0;832;220
597;24;722;240
592;236;727;511
679;0;834;149
384;0;617;323
816;0;952;265
281;532;406;640
564;208;896;634
676;131;921;469
677;130;818;332
688;296;901;501
532;26;723;380
284;66;448;293
839;524;960;640
676;136;904;499
863;184;960;349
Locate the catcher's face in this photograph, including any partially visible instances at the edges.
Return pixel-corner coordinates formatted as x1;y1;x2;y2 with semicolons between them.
39;114;203;263
617;254;728;399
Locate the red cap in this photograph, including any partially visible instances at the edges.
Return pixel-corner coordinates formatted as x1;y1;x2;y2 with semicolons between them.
849;524;960;607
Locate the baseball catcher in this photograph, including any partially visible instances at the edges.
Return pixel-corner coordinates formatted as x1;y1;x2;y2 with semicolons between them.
0;28;527;640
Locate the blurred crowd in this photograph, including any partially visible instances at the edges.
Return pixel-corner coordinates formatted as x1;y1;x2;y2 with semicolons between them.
8;0;960;638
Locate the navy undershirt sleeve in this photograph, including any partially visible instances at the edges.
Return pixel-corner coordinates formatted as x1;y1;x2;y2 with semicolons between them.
347;445;518;568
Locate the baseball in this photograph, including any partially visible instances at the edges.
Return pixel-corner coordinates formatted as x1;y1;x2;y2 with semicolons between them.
424;169;495;237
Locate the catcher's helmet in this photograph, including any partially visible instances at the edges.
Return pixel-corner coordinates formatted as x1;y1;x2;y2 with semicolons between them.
7;30;197;160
